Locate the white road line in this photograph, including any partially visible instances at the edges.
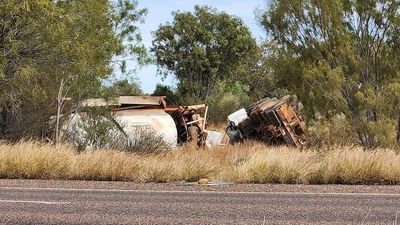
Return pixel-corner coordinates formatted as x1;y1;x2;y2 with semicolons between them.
0;186;399;197
0;200;70;205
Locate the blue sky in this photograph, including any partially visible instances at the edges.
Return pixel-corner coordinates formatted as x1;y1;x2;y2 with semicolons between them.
131;0;267;93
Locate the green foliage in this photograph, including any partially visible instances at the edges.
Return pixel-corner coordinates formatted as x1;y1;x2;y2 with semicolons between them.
105;80;143;97
207;81;252;123
234;42;284;100
67;107;169;153
152;84;180;105
307;115;358;148
261;0;400;148
110;128;170;155
152;5;260;101
0;0;147;139
67;107;117;150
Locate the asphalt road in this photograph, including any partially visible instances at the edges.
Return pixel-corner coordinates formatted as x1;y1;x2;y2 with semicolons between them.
0;180;399;224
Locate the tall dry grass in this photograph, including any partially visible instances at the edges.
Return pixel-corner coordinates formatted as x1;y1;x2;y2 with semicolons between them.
1;141;400;184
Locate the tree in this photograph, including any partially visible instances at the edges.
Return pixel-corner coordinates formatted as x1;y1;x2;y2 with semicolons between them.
0;0;147;139
152;5;260;101
206;80;252;123
261;0;400;148
152;84;180;105
107;80;143;96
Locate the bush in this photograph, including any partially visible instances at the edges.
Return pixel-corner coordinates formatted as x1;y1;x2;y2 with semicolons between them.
65;110;169;154
307;114;358;148
110;128;170;154
207;81;252;123
64;108;120;151
307;114;400;149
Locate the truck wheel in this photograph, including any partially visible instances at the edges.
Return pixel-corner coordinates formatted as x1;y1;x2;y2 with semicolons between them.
188;126;199;143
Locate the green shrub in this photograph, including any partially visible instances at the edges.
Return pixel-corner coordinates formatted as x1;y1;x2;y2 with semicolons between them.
307;114;358;148
207;81;252;123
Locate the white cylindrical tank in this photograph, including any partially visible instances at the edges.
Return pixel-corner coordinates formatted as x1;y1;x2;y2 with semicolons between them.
113;109;178;147
64;108;178;148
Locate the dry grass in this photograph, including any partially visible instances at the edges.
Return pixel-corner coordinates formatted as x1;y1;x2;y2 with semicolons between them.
1;140;400;184
207;122;226;131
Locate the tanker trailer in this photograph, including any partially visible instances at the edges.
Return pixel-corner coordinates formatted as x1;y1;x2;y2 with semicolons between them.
63;96;178;149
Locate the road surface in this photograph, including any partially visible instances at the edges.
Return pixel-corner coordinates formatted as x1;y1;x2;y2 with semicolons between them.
0;180;399;224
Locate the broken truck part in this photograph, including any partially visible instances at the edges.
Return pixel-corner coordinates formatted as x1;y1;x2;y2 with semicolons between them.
165;104;208;146
225;95;307;148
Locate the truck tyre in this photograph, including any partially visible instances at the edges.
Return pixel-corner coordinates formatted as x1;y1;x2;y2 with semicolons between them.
188;126;199;144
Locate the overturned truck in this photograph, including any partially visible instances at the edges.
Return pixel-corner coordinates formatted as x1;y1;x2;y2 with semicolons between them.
64;95;306;149
225;95;307;148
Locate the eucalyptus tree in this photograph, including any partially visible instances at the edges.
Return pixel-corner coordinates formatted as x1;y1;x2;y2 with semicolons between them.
261;0;400;147
0;0;147;138
152;5;260;101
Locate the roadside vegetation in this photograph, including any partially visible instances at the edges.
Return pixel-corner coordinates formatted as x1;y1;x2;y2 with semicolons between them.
2;0;400;185
1;140;400;185
2;1;400;148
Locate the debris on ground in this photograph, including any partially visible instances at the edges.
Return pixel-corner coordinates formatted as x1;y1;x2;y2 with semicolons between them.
175;181;234;187
205;130;226;148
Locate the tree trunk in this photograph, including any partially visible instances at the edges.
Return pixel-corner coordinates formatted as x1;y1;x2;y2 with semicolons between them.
0;108;7;137
397;114;400;144
55;78;65;148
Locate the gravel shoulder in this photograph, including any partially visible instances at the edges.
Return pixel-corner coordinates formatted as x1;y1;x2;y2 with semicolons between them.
1;179;400;194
